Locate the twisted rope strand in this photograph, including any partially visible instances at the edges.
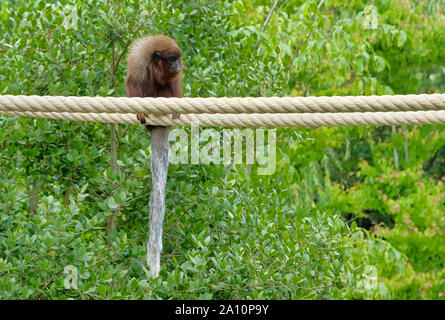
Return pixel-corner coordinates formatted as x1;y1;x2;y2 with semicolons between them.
1;94;444;115
3;110;445;127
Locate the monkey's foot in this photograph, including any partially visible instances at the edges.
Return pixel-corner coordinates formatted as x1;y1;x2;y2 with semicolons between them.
137;113;147;124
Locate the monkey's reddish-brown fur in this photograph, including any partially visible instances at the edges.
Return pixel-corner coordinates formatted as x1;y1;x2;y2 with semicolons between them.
125;35;183;124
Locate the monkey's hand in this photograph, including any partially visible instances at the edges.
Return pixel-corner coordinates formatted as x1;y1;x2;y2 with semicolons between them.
137;113;147;124
137;113;156;131
137;113;154;131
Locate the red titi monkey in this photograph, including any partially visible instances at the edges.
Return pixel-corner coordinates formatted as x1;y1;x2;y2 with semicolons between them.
126;35;183;278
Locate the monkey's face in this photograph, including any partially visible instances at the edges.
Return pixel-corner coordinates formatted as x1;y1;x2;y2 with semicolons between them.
153;51;182;77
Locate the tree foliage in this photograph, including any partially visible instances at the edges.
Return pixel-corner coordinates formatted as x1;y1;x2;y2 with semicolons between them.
0;0;444;299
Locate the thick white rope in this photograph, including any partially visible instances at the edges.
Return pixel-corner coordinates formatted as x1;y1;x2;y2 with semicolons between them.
3;110;445;127
1;94;445;115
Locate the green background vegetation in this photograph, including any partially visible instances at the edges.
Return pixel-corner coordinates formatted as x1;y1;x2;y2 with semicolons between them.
0;0;444;299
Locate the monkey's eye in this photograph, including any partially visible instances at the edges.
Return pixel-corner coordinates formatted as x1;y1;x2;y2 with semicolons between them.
166;55;180;63
154;51;161;58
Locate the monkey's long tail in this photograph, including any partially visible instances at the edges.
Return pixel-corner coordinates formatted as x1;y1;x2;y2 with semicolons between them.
147;126;170;278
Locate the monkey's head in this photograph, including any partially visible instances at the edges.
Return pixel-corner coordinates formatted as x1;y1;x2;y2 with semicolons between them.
153;48;182;74
127;35;182;88
150;35;182;83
